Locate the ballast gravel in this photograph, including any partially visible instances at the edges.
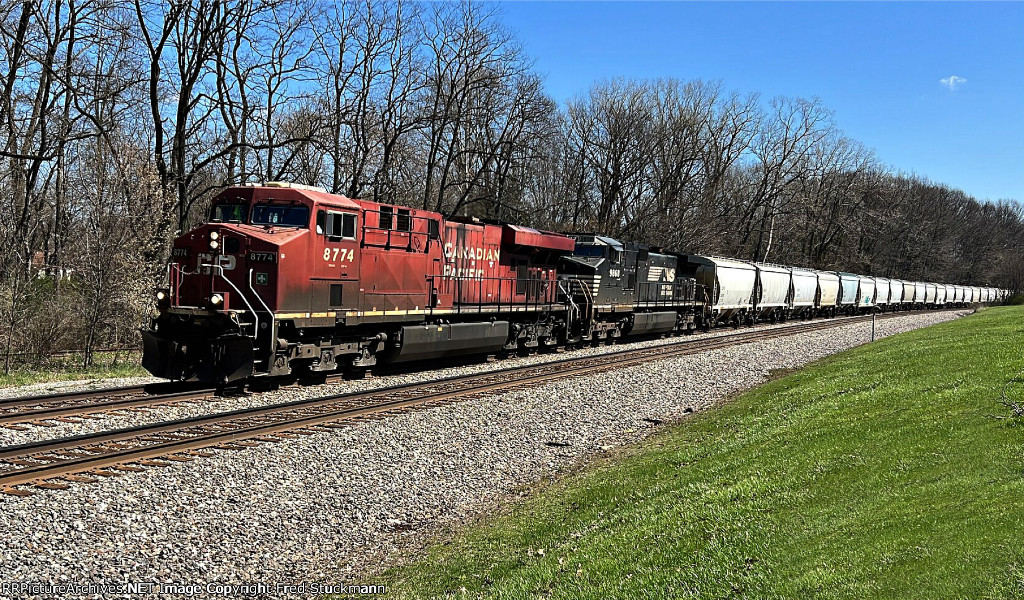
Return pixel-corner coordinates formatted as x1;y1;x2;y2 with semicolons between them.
0;311;964;598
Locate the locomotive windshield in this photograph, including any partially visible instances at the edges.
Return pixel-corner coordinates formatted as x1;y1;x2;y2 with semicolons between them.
251;204;310;228
573;245;605;258
210;203;248;223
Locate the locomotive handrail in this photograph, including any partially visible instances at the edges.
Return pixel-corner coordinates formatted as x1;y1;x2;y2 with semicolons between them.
557;276;595;325
202;262;259;340
169;263;190;307
558;280;580;327
360;207;434;252
425;273;560;315
633;279;699;308
166;263;174;303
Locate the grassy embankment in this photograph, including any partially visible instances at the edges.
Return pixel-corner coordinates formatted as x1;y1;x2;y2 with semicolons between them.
375;307;1024;599
0;350;146;388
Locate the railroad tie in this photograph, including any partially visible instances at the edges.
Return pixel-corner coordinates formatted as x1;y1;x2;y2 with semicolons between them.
92;443;130;451
2;486;33;497
33;454;69;462
88;470;122;477
60;475;99;483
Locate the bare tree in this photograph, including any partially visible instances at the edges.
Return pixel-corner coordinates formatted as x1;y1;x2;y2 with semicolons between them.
743;96;834;262
418;1;544;215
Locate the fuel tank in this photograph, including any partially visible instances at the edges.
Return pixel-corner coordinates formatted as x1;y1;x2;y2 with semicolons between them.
384;321;510;363
622;311;677;336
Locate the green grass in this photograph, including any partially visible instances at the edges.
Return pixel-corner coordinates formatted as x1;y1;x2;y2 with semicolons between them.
0;351;146;388
373;307;1024;599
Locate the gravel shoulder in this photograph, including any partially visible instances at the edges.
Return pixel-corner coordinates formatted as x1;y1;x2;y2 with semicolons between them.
0;311;965;598
0;376;163;401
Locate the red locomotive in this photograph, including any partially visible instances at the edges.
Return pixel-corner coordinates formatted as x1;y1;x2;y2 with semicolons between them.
143;182;582;383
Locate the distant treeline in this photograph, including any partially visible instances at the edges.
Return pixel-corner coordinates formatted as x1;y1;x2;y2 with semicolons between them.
1;0;1021;368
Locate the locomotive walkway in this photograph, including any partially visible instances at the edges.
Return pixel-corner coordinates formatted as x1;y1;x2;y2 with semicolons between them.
0;311;947;495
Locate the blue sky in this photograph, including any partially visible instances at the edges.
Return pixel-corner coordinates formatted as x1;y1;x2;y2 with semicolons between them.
496;1;1024;204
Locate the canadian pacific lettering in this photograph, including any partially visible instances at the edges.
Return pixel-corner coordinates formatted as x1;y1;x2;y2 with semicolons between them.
442;243;500;279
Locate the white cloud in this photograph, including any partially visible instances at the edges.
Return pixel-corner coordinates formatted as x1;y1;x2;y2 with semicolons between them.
940;75;967;91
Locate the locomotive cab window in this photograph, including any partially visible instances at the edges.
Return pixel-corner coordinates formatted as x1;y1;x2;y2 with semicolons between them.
251;204;310;228
210;203;248;223
319;210;357;241
575;245;604;258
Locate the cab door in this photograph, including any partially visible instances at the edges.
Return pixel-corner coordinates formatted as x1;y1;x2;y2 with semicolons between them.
313;208;360;312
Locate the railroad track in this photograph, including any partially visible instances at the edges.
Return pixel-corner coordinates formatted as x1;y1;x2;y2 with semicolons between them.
0;310;943;496
0;383;223;429
0;310;938;428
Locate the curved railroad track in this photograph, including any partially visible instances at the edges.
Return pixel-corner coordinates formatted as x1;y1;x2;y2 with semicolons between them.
0;310;950;496
0;309;942;428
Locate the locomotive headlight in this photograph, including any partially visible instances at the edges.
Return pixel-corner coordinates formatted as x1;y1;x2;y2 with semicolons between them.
209;231;220;240
155;290;166;301
209;239;219;250
210;293;224;306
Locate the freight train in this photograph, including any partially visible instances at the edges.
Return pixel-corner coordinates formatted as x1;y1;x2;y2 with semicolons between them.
141;182;1007;384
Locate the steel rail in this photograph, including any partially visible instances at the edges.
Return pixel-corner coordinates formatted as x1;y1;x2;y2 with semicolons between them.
0;312;881;426
0;381;215;411
0;389;225;426
0;384;150;410
0;310;937;493
0;310;912;422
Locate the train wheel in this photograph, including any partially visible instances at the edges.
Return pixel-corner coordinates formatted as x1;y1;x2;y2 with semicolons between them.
343;366;367;380
298;372;328;386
